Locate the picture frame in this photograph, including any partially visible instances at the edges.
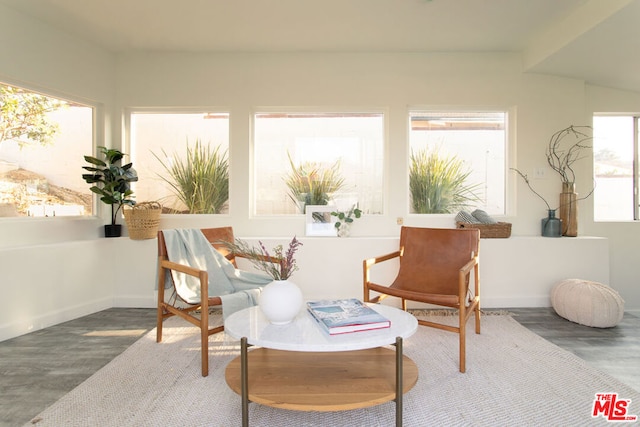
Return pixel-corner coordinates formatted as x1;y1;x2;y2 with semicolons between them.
305;205;337;237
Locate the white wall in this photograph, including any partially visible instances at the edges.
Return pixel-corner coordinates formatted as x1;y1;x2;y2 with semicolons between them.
0;4;637;343
0;240;115;341
96;234;611;311
0;4;118;341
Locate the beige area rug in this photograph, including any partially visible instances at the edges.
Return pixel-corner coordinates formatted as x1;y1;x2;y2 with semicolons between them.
28;312;640;427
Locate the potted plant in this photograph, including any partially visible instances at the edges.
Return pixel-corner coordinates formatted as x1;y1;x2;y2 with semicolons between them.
82;146;138;237
331;205;362;237
222;236;304;324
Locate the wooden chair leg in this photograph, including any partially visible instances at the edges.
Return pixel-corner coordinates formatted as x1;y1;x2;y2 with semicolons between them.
459;306;467;373
201;306;209;377
156;267;166;343
459;321;466;373
156;306;164;343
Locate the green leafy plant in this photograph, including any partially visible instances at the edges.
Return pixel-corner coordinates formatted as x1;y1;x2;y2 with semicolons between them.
331;205;362;230
284;152;345;213
409;148;480;214
82;146;138;225
153;139;229;214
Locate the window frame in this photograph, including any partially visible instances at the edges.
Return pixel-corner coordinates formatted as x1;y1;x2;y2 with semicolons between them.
406;107;513;217
125;107;232;215
0;78;99;220
593;113;640;222
250;107;388;218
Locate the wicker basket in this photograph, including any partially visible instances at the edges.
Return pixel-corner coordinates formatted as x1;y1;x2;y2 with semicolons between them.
456;221;512;238
123;201;162;240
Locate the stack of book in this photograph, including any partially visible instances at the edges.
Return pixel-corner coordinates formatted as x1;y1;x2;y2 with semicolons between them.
306;298;391;335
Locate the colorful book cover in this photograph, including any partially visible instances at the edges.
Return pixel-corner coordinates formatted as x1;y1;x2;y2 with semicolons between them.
307;298;391;335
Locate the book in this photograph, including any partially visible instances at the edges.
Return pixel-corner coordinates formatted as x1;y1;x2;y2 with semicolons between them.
306;298;391;335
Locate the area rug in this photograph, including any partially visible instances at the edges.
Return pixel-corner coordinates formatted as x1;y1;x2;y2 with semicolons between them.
28;312;640;426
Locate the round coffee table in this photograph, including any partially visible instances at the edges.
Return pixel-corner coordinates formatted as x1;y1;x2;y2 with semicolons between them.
224;303;418;426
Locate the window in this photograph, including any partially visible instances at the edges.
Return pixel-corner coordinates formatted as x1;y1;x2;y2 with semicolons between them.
408;111;507;215
130;111;230;214
593;115;637;221
253;112;384;215
0;82;94;217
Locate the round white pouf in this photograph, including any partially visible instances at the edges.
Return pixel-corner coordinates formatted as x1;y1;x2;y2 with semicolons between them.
551;279;624;328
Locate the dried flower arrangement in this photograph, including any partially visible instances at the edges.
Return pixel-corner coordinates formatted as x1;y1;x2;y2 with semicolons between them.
223;236;303;280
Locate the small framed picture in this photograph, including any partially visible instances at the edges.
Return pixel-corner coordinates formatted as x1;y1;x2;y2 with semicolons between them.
305;205;337;236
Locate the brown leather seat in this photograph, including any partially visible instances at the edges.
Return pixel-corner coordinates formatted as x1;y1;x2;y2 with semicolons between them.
363;226;480;372
156;227;239;377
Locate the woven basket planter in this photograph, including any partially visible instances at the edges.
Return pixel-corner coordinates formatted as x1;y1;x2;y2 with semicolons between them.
123;201;162;240
456;222;512;238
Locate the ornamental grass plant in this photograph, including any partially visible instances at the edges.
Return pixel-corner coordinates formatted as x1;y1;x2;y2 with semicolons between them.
284;152;345;213
409;148;480;214
153;139;229;214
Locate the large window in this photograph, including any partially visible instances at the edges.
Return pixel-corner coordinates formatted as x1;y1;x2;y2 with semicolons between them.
253;112;385;216
130;111;230;214
408;111;507;215
593;115;637;221
0;83;93;217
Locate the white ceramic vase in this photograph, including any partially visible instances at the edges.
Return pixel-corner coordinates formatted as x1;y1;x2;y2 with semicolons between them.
259;279;304;325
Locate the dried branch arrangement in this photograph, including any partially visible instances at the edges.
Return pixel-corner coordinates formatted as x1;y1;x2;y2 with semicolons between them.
546;125;592;184
512;125;595;211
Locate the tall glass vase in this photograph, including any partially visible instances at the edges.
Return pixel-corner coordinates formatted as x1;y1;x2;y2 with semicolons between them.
559;182;578;237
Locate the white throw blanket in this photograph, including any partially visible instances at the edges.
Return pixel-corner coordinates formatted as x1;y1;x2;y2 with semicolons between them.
161;229;272;319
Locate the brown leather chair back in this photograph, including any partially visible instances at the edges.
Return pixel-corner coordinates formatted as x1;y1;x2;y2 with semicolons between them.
392;226;479;295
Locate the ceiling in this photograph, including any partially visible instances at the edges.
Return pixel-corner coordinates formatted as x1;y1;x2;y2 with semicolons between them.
2;0;640;93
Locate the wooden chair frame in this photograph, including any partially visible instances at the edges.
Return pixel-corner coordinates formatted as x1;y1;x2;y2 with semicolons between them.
156;227;276;377
363;226;480;373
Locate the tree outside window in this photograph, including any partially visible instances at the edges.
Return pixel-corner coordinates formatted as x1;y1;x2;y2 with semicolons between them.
0;82;93;217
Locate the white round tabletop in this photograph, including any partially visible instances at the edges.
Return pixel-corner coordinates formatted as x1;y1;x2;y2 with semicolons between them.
224;303;418;352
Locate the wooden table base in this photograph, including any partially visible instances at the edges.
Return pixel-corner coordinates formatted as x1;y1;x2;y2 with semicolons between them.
225;338;418;425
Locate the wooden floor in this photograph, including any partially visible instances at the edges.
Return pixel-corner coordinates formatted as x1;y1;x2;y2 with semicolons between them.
0;307;638;427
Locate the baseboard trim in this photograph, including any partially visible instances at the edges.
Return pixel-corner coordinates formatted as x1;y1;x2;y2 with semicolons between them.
0;297;113;342
113;295;156;309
